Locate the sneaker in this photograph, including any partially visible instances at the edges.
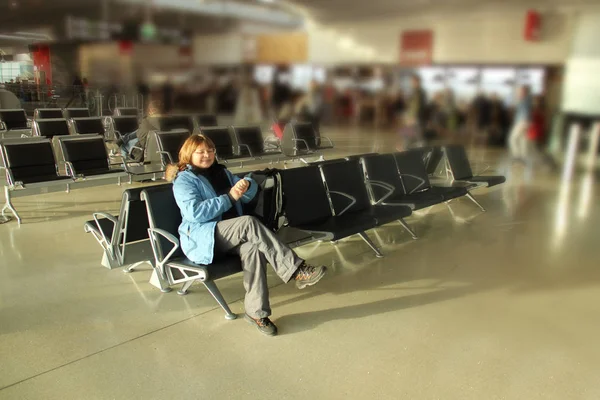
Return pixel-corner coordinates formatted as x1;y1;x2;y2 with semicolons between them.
293;263;327;289
244;314;278;336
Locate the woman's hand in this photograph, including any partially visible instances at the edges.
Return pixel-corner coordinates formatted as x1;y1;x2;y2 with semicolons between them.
229;179;249;201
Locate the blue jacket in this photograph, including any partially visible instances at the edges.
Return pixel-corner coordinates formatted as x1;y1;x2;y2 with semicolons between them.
172;166;258;265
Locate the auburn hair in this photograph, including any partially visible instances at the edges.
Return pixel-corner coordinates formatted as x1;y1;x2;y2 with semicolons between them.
165;134;216;182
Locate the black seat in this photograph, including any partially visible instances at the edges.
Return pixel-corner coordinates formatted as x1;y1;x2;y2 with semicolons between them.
197;114;218;127
34;108;63;120
279;165;383;256
0;139;72;224
34;118;70;138
233;126;281;157
141;184;242;319
425;146;443;176
84;186;155;270
444;145;506;188
201;127;245;161
394;150;467;201
320;160;414;243
112;116;139;137
0;109;29;130
64;108;90;119
71;117;106;136
155;130;191;166
345;153;378;161
281;122;334;157
361;154;444;211
114;107;139;117
60;135;124;177
156;115;195;133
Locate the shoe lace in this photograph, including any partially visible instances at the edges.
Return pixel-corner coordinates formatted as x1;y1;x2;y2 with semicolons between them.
296;264;316;280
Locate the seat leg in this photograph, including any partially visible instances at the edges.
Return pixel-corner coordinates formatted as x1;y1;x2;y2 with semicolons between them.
358;232;384;258
123;261;146;274
466;192;486;212
398;218;418;239
202;280;237;320
1;186;20;225
177;280;194;295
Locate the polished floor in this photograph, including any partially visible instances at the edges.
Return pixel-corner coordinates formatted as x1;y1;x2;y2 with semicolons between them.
1;128;600;399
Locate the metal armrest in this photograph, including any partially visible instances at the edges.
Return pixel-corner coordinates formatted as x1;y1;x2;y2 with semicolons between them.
65;161;76;178
156;150;173;165
147;227;180;281
238;143;254;157
88;212;118;253
328;191;356;216
397;173;426;194
0;121;6;131
320;136;334;148
292;138;314;153
366;179;395;205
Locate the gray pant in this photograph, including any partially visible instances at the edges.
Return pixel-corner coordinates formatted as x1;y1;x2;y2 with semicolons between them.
214;216;303;319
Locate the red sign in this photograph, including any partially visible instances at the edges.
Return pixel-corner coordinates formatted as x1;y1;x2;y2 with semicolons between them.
400;30;433;66
524;10;541;42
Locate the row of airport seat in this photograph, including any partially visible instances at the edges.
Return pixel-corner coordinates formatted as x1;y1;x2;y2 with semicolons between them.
83;145;505;318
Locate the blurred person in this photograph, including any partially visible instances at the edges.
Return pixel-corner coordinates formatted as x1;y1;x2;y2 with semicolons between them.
407;74;427;130
114;103;160;161
271;71;292;117
295;80;324;133
472;91;491;134
234;76;263;125
396;112;424;151
509;85;532;161
165;135;327;336
488;93;509;147
526;95;557;171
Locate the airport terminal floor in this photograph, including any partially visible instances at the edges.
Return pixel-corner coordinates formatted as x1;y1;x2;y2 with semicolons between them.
1;128;599;399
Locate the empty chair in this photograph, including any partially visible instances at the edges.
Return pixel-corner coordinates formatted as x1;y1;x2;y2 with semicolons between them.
197;114;218;128
70;117;106;136
394;150;467;201
0;109;30;136
114;107;139;117
141;184;243;317
58;134;125;179
84;186;155;270
155;130;191;166
443;145;506;212
200;127;244;162
0;138;72;224
361;154;445;211
281;122;333;157
320;160;414;246
34;108;63;120
279;165;382;256
155;115;195;133
34;119;71;138
64;108;90;119
232;126;281;158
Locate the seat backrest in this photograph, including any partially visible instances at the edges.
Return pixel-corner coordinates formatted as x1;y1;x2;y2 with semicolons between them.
35;108;63;120
64;108;90;119
197;114;218;127
345;153;378;161
115;107;138;117
72;117;105;135
1;140;58;184
361;154;406;197
279;166;332;226
444;145;474;180
201;127;235;158
61;135;110;175
426;146;443;175
0;109;28;130
157;115;195;133
35;119;70;138
393;150;432;193
120;187;153;243
112;116;139;135
233;126;264;156
141;184;184;259
319;160;371;215
156;130;191;164
292;122;318;151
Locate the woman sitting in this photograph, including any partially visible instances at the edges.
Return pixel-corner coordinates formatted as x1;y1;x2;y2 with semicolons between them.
166;135;327;336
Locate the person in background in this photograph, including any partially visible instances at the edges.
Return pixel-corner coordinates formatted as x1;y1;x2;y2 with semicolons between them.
396;112;424;151
526;95;557;171
114;103;160;161
295;80;324;133
488;93;509;147
234;75;263;125
165;135;327;336
508;85;532;161
407;74;427;131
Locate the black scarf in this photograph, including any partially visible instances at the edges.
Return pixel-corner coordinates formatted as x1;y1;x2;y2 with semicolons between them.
192;163;239;220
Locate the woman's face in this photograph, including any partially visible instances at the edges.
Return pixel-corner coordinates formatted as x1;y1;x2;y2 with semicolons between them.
191;142;216;169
